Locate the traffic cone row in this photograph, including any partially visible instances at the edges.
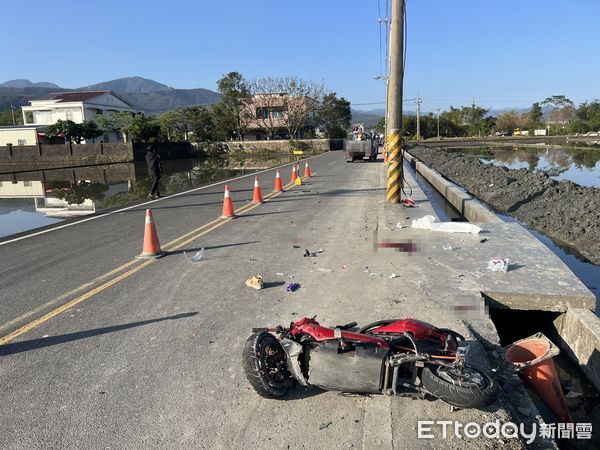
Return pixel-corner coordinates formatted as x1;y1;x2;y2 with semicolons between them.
137;162;313;257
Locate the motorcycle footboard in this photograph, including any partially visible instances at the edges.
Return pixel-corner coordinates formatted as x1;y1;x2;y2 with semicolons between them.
308;341;387;394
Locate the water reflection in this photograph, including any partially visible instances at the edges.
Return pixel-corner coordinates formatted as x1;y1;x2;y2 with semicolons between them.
0;155;297;237
447;145;600;187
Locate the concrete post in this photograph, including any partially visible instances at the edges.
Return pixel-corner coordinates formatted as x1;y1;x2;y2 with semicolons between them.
386;0;405;203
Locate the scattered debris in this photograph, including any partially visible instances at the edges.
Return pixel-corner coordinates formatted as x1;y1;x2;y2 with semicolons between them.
480;238;488;243
184;248;205;262
396;222;403;229
487;257;510;273
318;268;332;273
402;198;417;208
304;249;317;257
341;265;348;270
286;283;300;292
249;258;257;262
245;275;264;290
293;245;301;248
276;272;285;276
442;244;453;251
317;248;324;253
412;215;481;234
389;273;399;279
319;422;333;430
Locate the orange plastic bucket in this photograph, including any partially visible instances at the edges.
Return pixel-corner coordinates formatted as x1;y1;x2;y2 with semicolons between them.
504;334;572;423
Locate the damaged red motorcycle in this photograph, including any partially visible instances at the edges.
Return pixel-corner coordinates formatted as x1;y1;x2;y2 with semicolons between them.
243;316;497;408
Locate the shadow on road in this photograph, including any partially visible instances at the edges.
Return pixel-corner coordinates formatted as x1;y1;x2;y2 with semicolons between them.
168;241;261;256
0;312;198;357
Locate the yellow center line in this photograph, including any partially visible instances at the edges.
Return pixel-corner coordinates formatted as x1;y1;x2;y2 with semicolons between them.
0;173;315;346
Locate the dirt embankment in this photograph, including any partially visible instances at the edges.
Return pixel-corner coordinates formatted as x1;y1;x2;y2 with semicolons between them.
409;146;600;265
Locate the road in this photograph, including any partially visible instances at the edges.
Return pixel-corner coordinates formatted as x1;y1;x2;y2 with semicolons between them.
0;151;520;449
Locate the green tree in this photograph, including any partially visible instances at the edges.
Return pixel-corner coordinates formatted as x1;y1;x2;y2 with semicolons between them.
529;102;543;128
186;106;216;142
96;111;134;142
216;72;252;140
374;116;386;135
45;119;102;143
123;114;161;142
0;108;24;126
317;93;351;138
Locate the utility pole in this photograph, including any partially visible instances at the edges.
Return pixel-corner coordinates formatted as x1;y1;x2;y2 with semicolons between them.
415;95;422;142
437;108;440;140
386;0;405;204
11;103;16;125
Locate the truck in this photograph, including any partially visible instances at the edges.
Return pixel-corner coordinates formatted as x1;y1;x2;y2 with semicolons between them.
345;140;378;162
345;124;378;162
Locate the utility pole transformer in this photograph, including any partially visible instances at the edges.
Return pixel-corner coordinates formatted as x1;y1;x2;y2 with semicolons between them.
386;0;405;204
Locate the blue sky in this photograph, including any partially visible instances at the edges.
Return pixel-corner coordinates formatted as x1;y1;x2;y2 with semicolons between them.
3;0;599;112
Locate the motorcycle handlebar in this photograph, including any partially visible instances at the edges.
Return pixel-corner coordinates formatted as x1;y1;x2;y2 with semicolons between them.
336;321;358;330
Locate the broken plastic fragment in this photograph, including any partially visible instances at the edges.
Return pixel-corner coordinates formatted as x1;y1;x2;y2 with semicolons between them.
487;257;510;273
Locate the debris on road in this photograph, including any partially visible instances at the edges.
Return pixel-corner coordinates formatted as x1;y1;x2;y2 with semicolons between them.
319;421;333;430
389;273;399;279
245;275;264;290
480;238;488;243
275;272;285;276
487;257;510;273
304;249;317;257
286;282;300;292
184;248;204;262
412;215;481;234
318;268;332;273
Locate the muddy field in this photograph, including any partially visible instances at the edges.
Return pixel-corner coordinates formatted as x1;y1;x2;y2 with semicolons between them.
408;146;600;265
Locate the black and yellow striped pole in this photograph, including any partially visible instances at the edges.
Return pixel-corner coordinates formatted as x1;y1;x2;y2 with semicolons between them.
386;130;402;203
386;0;405;203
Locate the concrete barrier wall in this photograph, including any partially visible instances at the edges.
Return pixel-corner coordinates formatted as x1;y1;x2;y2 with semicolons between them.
404;151;503;223
221;138;334;154
0;143;135;173
553;308;600;392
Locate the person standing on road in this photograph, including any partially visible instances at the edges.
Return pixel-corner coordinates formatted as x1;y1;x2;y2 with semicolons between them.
145;144;163;199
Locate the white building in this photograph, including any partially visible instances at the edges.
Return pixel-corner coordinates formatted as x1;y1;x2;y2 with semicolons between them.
19;90;139;143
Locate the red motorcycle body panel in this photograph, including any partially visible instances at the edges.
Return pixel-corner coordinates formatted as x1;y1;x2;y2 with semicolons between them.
370;318;437;339
292;319;390;349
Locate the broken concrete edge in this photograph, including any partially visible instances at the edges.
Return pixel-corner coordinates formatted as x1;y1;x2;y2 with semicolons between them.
404;151;503;223
552;308;600;392
482;292;597;314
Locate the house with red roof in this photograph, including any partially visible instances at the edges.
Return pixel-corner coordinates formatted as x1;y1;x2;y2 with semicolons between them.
13;90;140;144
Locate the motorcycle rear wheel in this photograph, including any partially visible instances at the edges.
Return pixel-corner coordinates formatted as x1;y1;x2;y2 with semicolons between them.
421;365;497;408
242;332;292;398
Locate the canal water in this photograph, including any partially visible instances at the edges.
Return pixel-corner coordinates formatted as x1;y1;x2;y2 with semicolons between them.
446;144;600;188
0;155;296;238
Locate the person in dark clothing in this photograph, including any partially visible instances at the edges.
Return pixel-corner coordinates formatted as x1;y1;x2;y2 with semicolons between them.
145;144;163;199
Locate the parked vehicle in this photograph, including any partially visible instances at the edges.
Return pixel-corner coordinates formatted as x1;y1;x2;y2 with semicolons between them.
345;139;378;162
243;316;497;408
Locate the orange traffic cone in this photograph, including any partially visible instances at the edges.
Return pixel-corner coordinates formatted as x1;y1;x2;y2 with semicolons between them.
304;161;311;177
504;334;572;423
291;164;298;184
220;184;236;218
136;209;164;259
274;169;283;192
252;176;263;204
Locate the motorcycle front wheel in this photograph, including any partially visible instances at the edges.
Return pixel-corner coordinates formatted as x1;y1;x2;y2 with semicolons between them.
421;365;497;408
242;332;292;398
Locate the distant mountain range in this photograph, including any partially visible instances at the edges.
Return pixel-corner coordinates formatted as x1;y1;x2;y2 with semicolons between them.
0;76;221;115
